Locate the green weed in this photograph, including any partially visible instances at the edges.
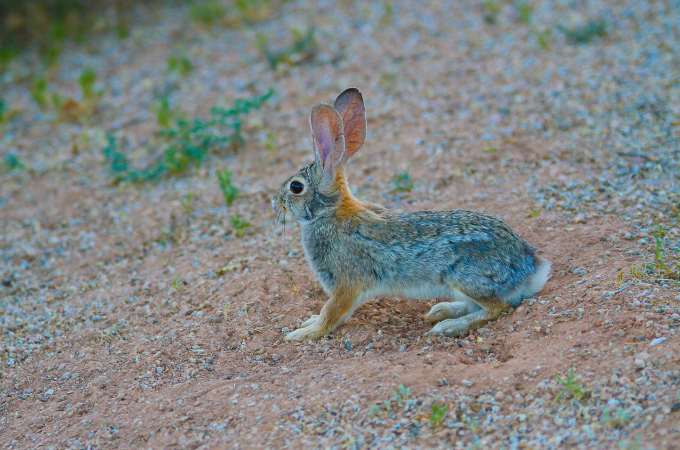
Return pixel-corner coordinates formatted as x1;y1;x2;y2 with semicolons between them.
555;368;589;403
190;0;227;26
652;226;680;281
217;168;239;206
155;95;174;128
103;89;273;183
180;192;196;215
626;226;679;283
559;19;607;45
429;402;448;428
78;68;98;100
482;0;501;25
515;1;533;25
392;171;414;192
532;28;552;50
31;78;49;109
234;0;277;24
256;27;317;71
381;1;394;26
0;98;6;124
167;54;194;77
229;214;251;237
4;153;25;172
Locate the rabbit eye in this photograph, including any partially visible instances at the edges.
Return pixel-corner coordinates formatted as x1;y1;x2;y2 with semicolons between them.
289;180;305;195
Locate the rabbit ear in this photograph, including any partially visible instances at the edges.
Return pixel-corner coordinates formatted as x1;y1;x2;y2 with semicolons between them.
310;104;346;183
334;88;366;157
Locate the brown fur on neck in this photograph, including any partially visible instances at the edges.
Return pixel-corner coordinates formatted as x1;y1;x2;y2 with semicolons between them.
334;169;383;221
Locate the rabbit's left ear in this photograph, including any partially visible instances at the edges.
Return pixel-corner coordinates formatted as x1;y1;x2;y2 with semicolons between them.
334;88;366;157
310;104;346;184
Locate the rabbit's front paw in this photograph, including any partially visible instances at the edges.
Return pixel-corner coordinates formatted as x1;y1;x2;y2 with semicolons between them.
285;317;325;341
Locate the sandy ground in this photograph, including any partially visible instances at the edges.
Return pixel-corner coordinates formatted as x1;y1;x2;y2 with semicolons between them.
1;1;679;448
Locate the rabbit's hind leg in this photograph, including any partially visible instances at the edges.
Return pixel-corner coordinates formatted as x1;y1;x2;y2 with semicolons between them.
426;296;508;337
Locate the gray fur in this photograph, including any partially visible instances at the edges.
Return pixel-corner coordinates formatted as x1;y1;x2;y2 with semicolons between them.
274;88;551;340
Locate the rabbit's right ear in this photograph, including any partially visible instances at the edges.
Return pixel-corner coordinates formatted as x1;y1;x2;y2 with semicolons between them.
310;104;346;186
334;88;366;157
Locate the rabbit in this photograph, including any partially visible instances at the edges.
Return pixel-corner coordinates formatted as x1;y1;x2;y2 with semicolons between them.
274;88;551;341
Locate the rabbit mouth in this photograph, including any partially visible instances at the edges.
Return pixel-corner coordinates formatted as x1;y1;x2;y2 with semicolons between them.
272;197;287;227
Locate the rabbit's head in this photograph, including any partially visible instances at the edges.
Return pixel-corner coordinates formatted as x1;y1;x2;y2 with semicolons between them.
274;88;366;224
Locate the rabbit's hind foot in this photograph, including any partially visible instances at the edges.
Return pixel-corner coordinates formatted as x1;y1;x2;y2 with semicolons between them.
426;298;508;337
424;301;480;323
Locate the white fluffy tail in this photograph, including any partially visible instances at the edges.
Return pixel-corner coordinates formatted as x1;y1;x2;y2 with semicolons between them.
502;256;552;305
525;256;552;297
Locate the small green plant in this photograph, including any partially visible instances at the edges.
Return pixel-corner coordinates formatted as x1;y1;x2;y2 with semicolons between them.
0;98;6;124
230;214;251;237
380;1;394;26
217;168;239;206
559;19;607;45
180;192;196;214
31;78;49;109
651;226;680;281
392;171;414;192
4;153;25;172
167;54;194;77
155;95;174;128
234;0;277;24
532;28;552;50
103;89;273;183
429;402;448;428
482;0;501;25
555;368;589;402
263;131;277;152
190;0;227;26
78;68;98;100
515;1;533;25
256;27;317;70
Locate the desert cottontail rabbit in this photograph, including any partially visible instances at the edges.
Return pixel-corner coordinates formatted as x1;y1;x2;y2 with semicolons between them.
274;88;551;340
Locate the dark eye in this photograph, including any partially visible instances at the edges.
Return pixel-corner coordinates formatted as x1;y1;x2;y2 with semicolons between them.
289;180;305;194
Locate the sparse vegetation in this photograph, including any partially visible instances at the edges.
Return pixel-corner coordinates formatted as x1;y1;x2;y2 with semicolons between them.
3;153;25;172
482;0;501;25
0;98;7;125
31;78;49;109
429;402;448;428
229;214;251;237
515;1;533;25
190;0;227;27
167;54;194;77
555;369;589;403
392;171;414;192
256;27;317;70
217;168;239;206
626;225;679;283
103;89;273;182
78;68;98;100
532;28;552;50
559;19;607;45
155;95;174;128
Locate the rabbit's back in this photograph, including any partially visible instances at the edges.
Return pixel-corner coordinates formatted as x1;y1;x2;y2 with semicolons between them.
304;209;539;303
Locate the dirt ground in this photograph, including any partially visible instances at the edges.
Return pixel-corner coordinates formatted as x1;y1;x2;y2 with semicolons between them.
1;1;679;448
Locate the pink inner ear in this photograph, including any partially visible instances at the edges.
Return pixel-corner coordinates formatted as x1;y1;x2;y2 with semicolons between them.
310;105;342;168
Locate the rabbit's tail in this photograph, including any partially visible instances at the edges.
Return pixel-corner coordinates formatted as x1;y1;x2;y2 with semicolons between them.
502;255;552;306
